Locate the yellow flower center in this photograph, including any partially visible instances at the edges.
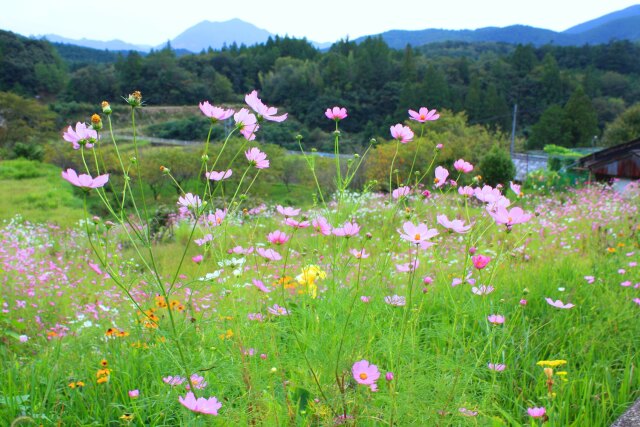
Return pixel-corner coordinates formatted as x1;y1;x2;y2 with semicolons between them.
414;234;421;241
359;373;368;380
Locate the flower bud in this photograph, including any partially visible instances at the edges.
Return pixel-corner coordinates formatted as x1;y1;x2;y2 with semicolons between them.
90;114;103;131
126;91;143;108
385;372;394;381
101;101;112;115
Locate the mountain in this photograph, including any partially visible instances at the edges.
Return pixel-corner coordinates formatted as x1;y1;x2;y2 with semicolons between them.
167;19;273;51
37;34;152;52
564;4;640;33
569;15;640;44
355;5;640;48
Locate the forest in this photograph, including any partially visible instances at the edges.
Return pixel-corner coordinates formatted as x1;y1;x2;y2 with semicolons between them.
2;29;640;154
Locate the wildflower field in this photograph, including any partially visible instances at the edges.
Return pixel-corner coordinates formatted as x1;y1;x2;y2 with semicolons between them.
1;92;639;426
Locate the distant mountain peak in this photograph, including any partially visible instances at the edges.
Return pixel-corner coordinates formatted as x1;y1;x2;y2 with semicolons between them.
563;4;640;34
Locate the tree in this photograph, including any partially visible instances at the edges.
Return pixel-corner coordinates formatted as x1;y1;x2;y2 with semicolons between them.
602;103;640;147
527;105;570;149
479;145;515;186
0;92;57;156
563;86;598;147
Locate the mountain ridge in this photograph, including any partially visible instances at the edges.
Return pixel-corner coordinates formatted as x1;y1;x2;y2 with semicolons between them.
28;5;640;53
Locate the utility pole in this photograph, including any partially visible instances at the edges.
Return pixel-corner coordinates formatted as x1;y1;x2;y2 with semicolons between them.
510;104;517;158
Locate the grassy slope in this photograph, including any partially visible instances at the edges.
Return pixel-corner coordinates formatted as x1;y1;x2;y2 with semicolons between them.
0;159;85;224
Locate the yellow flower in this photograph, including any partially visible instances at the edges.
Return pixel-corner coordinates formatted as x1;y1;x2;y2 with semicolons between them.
219;329;234;340
97;376;109;384
120;413;134;421
296;265;327;298
96;368;110;378
537;359;567;368
607;247;616;253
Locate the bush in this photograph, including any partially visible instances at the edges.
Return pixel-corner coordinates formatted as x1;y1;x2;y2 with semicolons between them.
11;142;44;161
478;145;515;186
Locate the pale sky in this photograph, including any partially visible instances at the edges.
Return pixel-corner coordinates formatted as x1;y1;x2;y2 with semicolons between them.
1;0;639;45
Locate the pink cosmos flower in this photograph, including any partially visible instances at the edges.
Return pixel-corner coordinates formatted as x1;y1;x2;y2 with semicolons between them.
325;106;348;121
472;255;491;270
488;206;532;227
312;216;332;235
245;90;287;122
451;278;463;287
19;335;28;343
453;159;474;173
206;211;225;227
621;280;632;287
384;295;406;306
487;314;505;325
392;186;411;199
474;185;502;203
234;108;260;140
396;259;419;272
360;296;371;303
437;214;472;233
487;363;506;372
285;218;310;228
527;407;546;419
520;299;528;306
408;107;439;122
389;124;414;143
472;285;495;295
276;205;301;217
128;389;140;398
61;169;109;189
434;166;449;188
350;248;370;259
352;360;380;392
205;169;232;181
88;262;103;275
195;234;213;246
267;230;290;245
163;376;186;386
245;147;269;169
252;279;271;293
332;221;360;237
63;122;97;149
186;374;208;390
459;408;478;417
199;101;234;121
545;298;575;309
267;304;289;316
192;255;203;264
177;193;203;209
584;275;595;284
458;186;474;197
248;313;264;321
179;392;222;415
398;221;438;245
256;247;282;261
510;181;522;196
633;298;640;305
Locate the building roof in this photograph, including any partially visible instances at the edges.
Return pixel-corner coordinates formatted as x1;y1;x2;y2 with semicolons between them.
577;138;640;179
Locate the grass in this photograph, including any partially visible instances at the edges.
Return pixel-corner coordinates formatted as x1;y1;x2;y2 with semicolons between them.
0;159;85;224
0;183;638;426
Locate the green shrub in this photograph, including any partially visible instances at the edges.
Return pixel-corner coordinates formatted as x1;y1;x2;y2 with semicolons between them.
478;145;515;186
0;159;57;180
